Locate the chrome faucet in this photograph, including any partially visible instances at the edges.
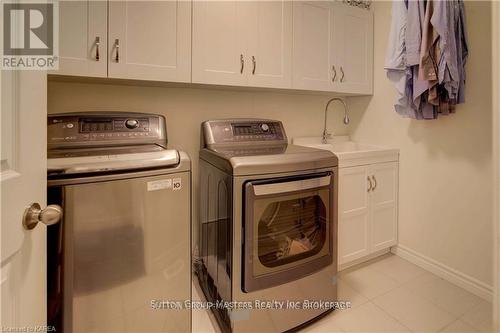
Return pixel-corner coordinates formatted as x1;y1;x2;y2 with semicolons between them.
322;97;350;143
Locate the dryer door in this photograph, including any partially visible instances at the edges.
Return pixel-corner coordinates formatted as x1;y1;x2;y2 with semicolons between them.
243;173;334;292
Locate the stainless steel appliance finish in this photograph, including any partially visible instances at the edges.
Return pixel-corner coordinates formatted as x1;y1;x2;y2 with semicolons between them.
46;112;191;333
201;119;287;149
48;112;179;175
48;112;167;149
197;119;338;333
200;119;335;176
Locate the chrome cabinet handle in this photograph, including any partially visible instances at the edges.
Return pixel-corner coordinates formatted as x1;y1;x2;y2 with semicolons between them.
371;175;377;191
332;65;337;82
340;66;345;82
23;203;62;230
240;54;244;74
94;36;100;61
114;39;120;63
367;176;373;192
252;56;256;75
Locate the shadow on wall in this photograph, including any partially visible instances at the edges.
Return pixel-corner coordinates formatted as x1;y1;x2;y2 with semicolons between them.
345;95;372;136
350;91;493;166
406;106;492;165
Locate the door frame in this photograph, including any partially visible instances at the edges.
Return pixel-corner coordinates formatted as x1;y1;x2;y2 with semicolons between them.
492;2;500;331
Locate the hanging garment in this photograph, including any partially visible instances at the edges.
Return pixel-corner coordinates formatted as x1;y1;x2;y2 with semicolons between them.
456;0;469;104
385;0;407;70
385;0;425;119
384;0;415;118
386;0;468;120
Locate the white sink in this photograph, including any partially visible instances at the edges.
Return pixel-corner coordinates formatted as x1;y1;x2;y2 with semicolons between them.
293;136;399;168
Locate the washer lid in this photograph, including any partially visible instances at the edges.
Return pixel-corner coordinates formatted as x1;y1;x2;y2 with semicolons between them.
48;146;180;176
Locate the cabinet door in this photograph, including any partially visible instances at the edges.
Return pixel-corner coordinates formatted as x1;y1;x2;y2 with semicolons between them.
108;1;191;82
246;1;292;89
192;1;248;86
54;1;107;77
370;162;398;252
334;5;373;94
338;166;371;265
292;1;336;91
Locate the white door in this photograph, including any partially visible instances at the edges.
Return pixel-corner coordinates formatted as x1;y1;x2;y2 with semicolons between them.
334;5;373;95
192;1;248;86
338;166;371;265
53;1;107;77
246;0;292;89
292;1;335;91
370;162;399;251
1;70;50;328
108;1;191;82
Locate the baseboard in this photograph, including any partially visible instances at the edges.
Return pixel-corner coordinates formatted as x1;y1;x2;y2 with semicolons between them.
338;248;391;272
392;245;493;302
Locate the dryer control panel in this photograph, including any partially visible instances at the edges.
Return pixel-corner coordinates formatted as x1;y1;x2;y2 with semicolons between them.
48;112;167;149
202;119;287;149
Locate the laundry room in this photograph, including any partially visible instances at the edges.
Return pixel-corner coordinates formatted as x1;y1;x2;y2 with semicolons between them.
1;1;499;333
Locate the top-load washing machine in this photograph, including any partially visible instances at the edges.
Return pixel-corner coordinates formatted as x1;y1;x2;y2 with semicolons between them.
196;119;338;333
46;112;191;333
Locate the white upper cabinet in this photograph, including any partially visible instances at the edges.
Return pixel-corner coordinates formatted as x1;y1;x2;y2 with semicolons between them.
292;1;335;91
192;1;292;88
55;1;373;94
108;1;191;82
334;5;374;95
292;1;373;94
192;1;248;86
55;1;107;77
246;1;292;89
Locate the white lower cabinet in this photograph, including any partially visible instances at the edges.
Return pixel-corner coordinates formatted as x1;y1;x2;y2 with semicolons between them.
338;162;398;267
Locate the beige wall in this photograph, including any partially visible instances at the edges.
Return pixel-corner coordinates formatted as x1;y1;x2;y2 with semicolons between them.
348;1;493;287
47;0;493;289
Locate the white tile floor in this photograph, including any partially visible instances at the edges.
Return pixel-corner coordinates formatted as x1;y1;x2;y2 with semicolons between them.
192;254;494;333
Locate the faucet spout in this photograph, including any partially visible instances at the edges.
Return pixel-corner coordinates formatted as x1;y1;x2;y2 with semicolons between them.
322;97;350;144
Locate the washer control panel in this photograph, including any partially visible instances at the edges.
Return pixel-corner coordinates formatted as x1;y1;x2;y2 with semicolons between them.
48;113;167;149
202;119;287;148
79;117;149;133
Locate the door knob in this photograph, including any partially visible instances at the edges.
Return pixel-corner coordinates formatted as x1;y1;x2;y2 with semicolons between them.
23;203;62;230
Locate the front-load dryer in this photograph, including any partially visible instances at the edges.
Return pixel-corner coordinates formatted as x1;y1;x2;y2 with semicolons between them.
196;119;338;333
